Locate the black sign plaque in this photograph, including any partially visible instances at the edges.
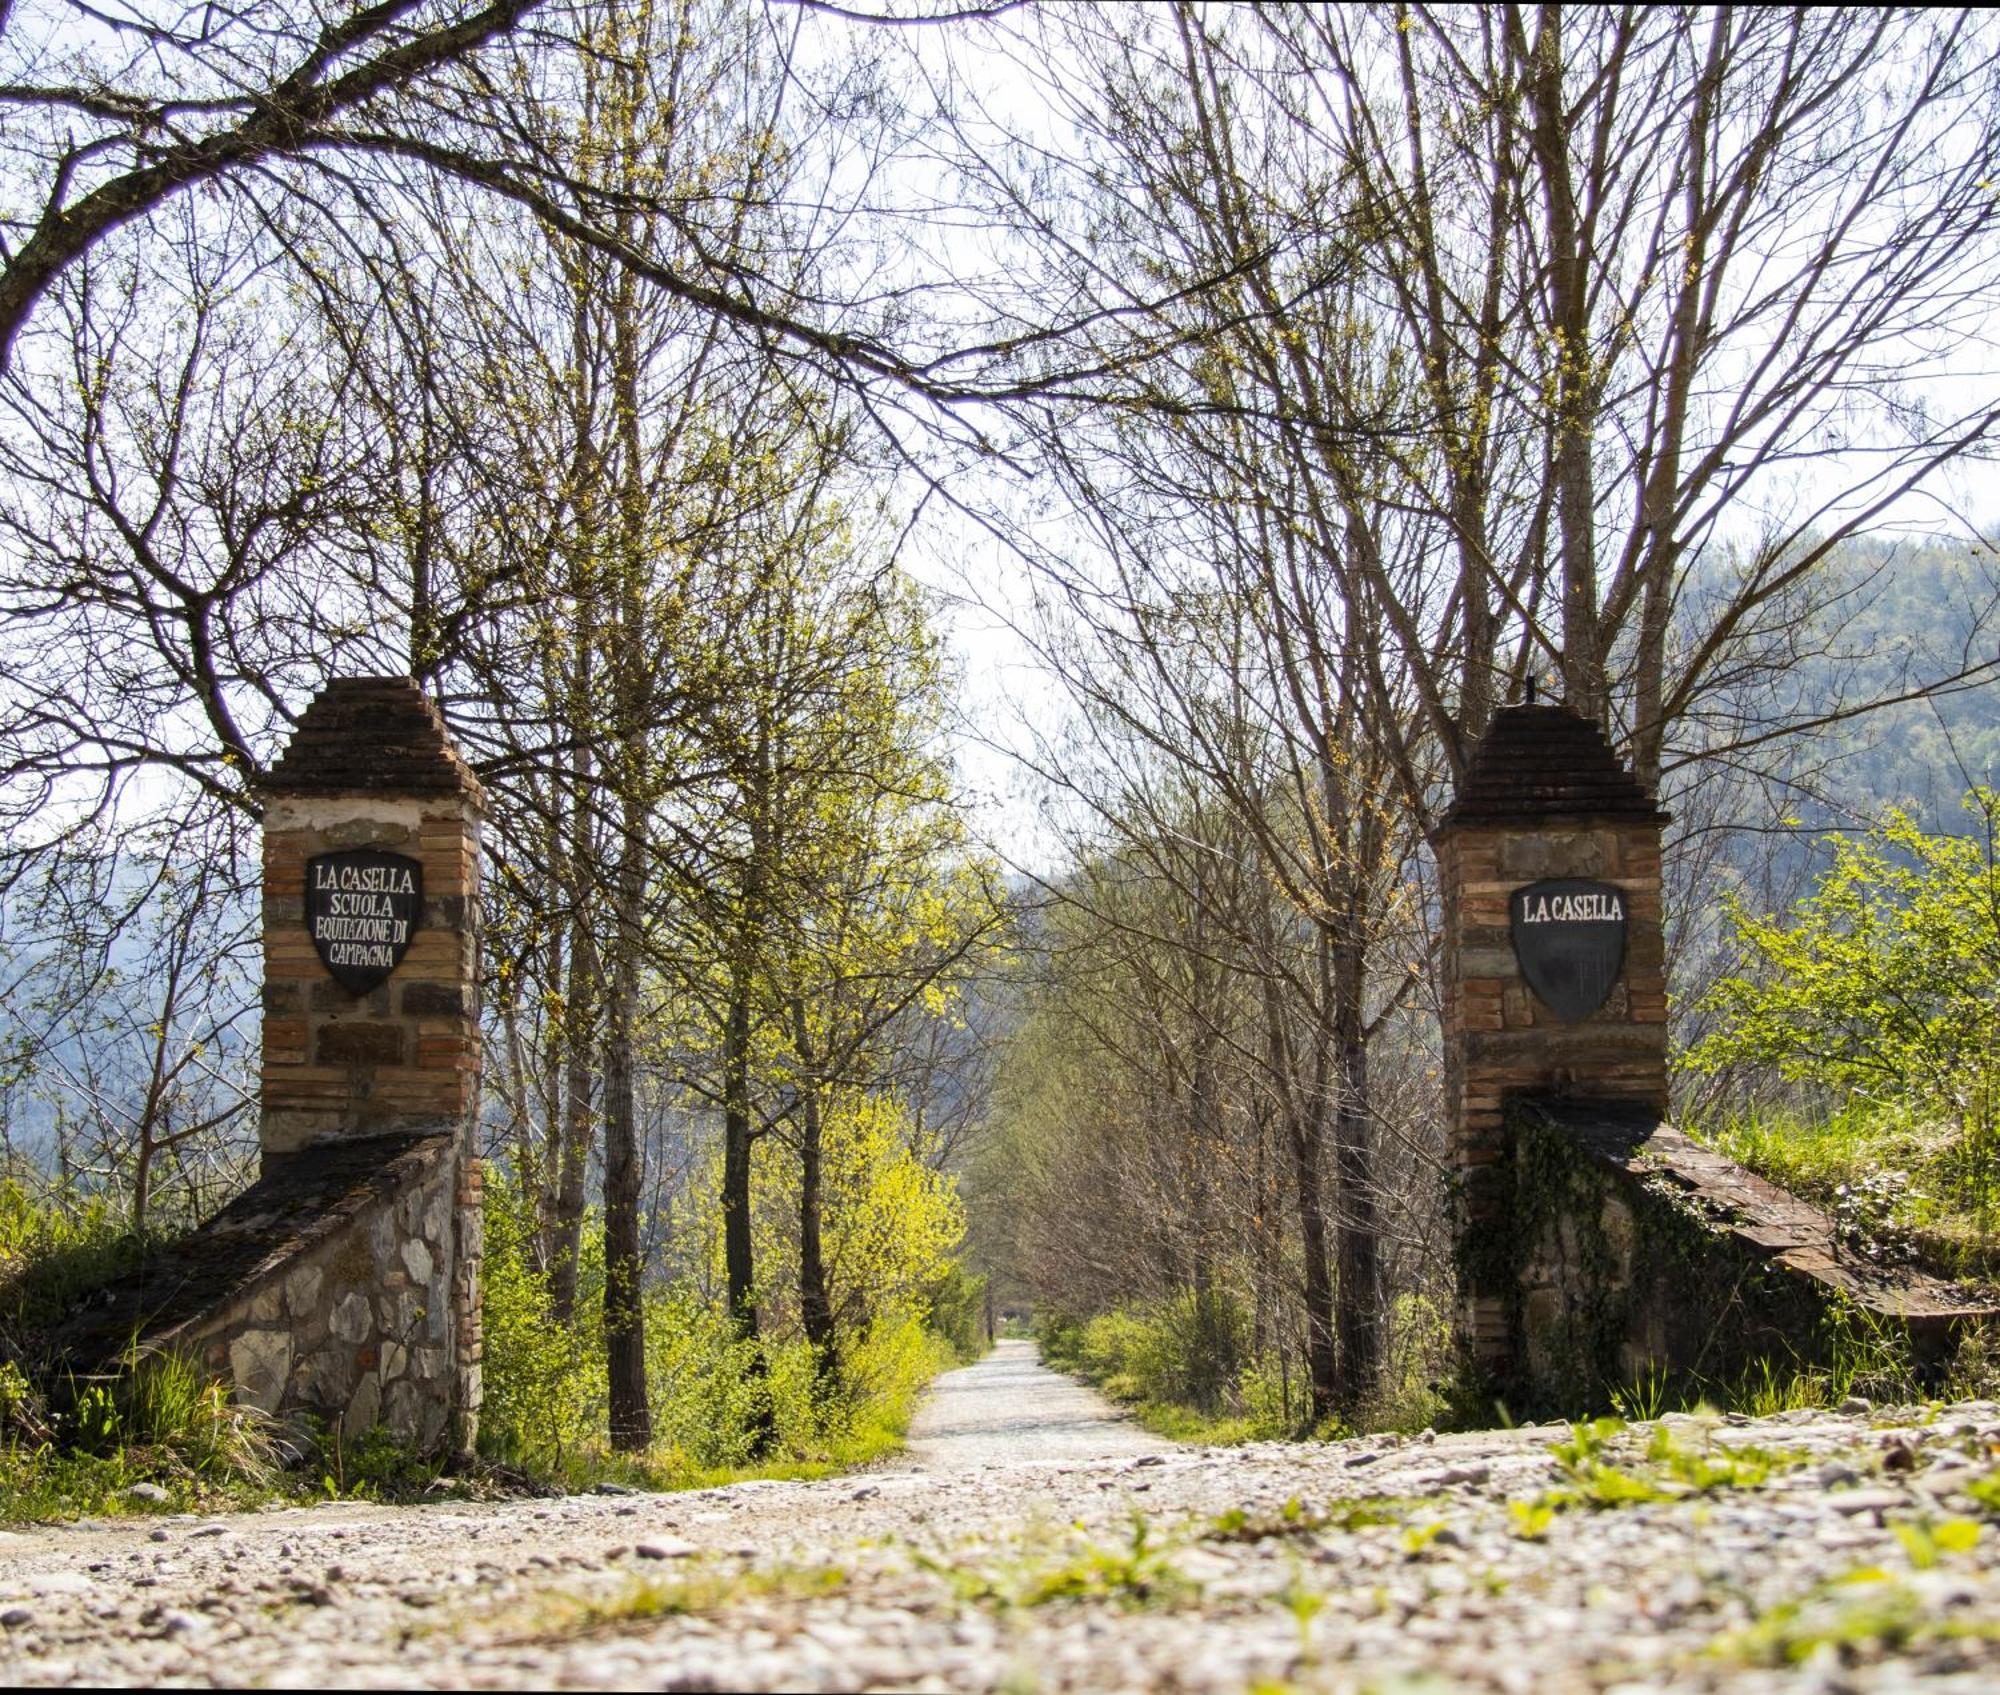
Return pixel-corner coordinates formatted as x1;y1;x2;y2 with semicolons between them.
1509;877;1628;1023
306;849;423;995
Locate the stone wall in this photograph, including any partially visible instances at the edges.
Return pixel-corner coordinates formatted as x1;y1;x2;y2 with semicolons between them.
204;1141;459;1450
1470;1100;1992;1414
51;1132;465;1449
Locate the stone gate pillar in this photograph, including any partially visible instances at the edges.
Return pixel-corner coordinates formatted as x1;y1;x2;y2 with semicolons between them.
251;677;486;1452
1432;703;1669;1380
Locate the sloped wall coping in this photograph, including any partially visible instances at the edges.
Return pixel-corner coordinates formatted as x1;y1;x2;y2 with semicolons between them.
48;1126;456;1377
1524;1097;2000;1333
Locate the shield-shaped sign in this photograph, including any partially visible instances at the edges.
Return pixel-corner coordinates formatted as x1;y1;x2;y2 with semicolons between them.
1509;877;1628;1023
305;849;423;995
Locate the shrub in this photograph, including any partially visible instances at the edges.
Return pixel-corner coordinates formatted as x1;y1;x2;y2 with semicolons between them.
476;1175;604;1473
481;1172;965;1485
0;1175;154;1347
1686;791;2000;1220
924;1263;989;1362
1042;1287;1303;1441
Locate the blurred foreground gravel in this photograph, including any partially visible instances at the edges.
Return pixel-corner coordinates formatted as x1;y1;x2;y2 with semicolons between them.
3;1339;1999;1692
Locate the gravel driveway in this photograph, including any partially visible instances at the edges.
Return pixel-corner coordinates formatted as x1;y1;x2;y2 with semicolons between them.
905;1339;1169;1468
3;1345;1999;1690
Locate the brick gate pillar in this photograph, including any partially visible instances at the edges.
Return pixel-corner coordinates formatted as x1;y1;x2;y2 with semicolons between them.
254;677;486;1452
1431;704;1669;1379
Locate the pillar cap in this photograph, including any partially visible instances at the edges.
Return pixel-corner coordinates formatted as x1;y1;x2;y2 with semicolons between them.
261;677;485;811
1435;703;1667;834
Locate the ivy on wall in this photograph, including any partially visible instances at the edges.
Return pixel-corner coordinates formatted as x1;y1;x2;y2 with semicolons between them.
1460;1102;1838;1418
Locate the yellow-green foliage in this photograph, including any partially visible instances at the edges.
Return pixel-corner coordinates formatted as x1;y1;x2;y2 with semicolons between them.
0;1175;151;1334
1686;791;2000;1220
1511;1416;1808;1529
923;1262;989;1362
478;1176;606;1473
748;1091;966;1338
480;1132;966;1488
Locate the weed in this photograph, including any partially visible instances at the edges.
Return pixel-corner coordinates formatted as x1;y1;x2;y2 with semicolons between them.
1511;1418;1806;1536
1328;1497;1420;1532
1891;1518;1982;1569
1644;1424;1801;1492
1966;1469;2000;1515
1708;1567;2000;1667
1727;1355;1837;1416
1399;1520;1448;1557
520;1564;847;1643
916;1516;1198;1613
320;1421;443;1501
1206;1492;1428;1545
1277;1562;1325;1661
1508;1501;1555;1540
1611;1363;1670;1422
1015;1516;1193;1609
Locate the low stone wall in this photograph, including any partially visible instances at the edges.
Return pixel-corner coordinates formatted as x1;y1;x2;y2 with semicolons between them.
47;1128;479;1454
1468;1097;1997;1414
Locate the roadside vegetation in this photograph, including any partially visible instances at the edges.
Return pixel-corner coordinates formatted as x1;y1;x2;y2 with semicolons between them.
475;1174;987;1491
1038;1289;1458;1446
6;0;2000;1515
1;1165;987;1523
1683;791;2000;1281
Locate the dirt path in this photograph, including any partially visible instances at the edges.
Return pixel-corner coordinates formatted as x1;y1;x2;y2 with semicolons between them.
904;1338;1170;1469
3;1357;1999;1690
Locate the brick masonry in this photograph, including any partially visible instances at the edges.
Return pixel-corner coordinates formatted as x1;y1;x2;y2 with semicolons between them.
1433;704;1671;1372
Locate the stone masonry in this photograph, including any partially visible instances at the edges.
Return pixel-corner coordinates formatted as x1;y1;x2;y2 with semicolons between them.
48;679;486;1456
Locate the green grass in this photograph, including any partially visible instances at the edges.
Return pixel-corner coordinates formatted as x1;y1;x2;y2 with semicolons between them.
1106;1398;1288;1446
1692;1101;1999;1278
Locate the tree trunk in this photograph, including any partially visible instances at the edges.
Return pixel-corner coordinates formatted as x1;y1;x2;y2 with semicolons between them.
1330;971;1379;1413
1259;972;1338;1421
722;954;777;1455
791;998;838;1390
602;807;651;1452
1518;5;1609;726
1288;1107;1341;1423
550;910;595;1324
